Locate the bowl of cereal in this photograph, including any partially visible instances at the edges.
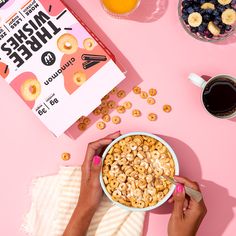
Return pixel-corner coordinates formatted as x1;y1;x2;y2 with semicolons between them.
100;132;179;211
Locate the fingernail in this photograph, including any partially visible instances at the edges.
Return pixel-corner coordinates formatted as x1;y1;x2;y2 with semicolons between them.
93;155;101;166
175;184;184;193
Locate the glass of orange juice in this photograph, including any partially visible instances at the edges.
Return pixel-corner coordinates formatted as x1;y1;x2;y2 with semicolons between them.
101;0;141;17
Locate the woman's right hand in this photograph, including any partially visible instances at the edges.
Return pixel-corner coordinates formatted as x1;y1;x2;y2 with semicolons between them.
168;176;207;236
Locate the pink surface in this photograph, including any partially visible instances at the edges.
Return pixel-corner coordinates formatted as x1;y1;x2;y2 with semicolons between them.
0;0;236;235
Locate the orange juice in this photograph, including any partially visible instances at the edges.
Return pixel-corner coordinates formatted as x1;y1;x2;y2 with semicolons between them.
101;0;140;15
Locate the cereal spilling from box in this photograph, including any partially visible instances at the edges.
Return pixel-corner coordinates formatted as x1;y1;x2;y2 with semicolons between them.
0;0;125;136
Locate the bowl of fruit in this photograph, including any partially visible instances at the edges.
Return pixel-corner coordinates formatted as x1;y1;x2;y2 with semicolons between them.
178;0;236;42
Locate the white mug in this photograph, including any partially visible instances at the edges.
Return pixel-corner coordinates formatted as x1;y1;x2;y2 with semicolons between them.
188;73;236;119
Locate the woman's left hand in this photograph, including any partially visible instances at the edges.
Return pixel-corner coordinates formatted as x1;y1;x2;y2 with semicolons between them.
78;131;121;213
63;131;120;236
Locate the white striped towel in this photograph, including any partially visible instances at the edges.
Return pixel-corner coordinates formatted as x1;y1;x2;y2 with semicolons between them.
22;166;146;236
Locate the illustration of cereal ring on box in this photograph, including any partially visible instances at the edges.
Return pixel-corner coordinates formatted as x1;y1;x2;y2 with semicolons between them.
59;33;109;94
39;0;65;16
10;72;41;109
0;62;10;79
57;33;78;54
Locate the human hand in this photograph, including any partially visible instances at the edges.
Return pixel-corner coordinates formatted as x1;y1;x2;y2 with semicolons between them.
78;131;121;213
63;131;121;236
168;176;207;236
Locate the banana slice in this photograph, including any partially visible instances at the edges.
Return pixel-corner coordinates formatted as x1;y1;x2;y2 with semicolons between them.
208;21;220;36
222;9;236;25
188;12;203;27
218;0;232;5
201;3;215;10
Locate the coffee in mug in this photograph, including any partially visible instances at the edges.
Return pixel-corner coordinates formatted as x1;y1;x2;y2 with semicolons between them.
189;73;236;119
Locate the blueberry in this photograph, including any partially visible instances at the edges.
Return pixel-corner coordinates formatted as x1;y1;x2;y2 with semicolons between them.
193;5;201;11
198;23;207;32
217;5;225;12
212;10;220;17
200;9;206;15
210;0;217;3
218;23;226;30
182;1;191;8
182;13;189;21
215;15;221;21
205;31;213;38
200;0;207;4
220;28;226;34
213;18;221;25
203;14;212;22
187;7;195;14
205;9;213;14
191;27;199;33
225;25;232;31
182;7;188;14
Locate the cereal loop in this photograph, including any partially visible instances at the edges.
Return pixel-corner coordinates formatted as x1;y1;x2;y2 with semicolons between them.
149;88;157;96
163;105;172;113
133;86;141;94
132;109;141;117
102;114;111;122
116;106;126;114
117;90;126;98
148;113;157;121
147;97;156;105
96;121;106;130
112;116;121;124
140;91;148;99
123;101;132;109
78;123;87;131
61;152;71;161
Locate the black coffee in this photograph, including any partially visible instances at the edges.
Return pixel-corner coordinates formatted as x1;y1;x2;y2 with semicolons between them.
203;77;236;117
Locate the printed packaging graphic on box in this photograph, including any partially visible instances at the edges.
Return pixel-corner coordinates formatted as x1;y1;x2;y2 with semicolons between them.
0;0;125;136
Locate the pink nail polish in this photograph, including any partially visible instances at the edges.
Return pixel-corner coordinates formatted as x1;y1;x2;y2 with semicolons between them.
176;184;184;193
93;155;101;165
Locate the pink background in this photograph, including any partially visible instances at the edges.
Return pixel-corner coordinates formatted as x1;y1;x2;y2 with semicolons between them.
1;0;236;235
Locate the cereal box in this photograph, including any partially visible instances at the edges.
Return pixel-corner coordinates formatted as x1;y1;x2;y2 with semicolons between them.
0;0;125;136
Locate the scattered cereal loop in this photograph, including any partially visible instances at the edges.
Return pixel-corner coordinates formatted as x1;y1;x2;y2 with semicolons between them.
61;152;71;161
163;105;172;113
123;101;132;109
140;91;148;99
116;106;126;114
78;123;87;131
132;109;141;117
147;97;156;105
112;116;121;124
149;88;157;96
102;114;111;123
148;113;158;121
117;90;126;98
133;86;141;94
96;121;106;130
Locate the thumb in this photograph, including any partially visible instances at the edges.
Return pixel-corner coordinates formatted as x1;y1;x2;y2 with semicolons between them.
172;184;185;218
90;155;102;180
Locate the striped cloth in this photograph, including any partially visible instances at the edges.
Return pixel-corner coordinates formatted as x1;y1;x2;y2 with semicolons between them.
22;167;146;236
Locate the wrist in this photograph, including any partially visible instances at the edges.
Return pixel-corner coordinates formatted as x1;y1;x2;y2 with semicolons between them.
75;203;96;219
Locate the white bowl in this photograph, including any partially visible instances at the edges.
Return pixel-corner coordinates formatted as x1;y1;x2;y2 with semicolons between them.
100;132;179;212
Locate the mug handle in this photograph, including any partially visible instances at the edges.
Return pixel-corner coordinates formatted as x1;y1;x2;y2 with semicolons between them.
188;73;207;88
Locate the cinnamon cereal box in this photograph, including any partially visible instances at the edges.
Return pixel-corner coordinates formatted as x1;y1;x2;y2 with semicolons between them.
0;0;125;136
